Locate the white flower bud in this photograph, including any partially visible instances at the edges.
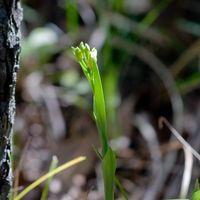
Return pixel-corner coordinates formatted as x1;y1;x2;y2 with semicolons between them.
91;48;97;61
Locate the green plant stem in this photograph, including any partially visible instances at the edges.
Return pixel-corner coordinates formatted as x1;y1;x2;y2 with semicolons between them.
72;43;116;200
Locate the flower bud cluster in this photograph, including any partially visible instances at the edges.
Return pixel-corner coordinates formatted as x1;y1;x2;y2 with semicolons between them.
72;42;97;65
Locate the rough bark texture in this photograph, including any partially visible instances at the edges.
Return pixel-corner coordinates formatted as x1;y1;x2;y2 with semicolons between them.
0;0;22;199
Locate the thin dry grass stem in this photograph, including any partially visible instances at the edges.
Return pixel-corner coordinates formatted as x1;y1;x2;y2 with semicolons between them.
15;156;86;200
13;137;31;198
171;39;200;77
160;140;182;154
159;117;197;199
159;117;200;161
180;147;193;198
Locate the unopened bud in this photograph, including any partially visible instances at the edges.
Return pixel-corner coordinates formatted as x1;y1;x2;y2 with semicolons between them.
91;48;97;61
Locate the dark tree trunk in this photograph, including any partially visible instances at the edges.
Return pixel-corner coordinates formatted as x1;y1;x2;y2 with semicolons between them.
0;0;22;199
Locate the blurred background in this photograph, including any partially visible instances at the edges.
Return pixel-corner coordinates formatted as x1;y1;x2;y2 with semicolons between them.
14;0;200;199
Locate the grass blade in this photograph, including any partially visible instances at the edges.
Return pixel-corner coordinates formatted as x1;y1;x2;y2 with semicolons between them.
102;147;116;200
40;156;58;200
115;176;128;200
14;156;86;200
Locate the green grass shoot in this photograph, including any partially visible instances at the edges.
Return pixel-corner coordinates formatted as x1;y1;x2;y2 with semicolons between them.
72;42;117;200
40;156;58;200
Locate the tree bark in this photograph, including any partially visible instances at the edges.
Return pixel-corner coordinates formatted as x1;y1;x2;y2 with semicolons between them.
0;0;22;199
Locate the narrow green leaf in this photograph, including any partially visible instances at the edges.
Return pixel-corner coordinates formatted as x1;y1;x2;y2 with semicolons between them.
191;179;200;200
115;176;128;200
92;145;103;160
65;0;79;32
191;190;200;200
40;156;58;200
102;147;116;200
92;60;109;156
